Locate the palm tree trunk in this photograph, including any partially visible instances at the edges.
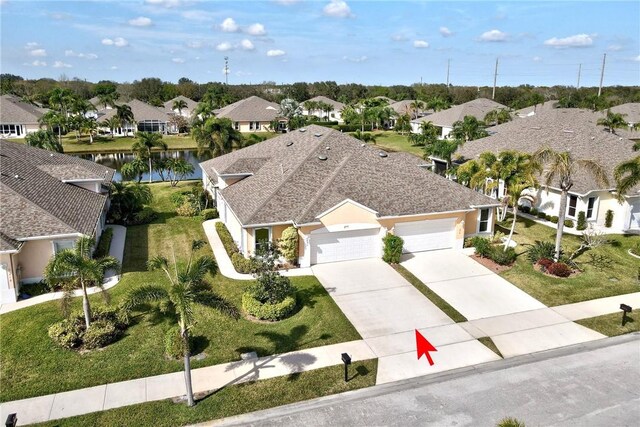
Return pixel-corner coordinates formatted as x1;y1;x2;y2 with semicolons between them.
182;329;195;407
554;189;569;261
81;281;91;328
504;205;517;251
148;156;153;184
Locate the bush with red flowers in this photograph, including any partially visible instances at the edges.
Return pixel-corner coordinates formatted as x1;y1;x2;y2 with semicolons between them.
537;258;554;270
547;262;572;277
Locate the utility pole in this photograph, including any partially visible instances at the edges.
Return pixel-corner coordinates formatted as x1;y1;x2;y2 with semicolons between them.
492;58;499;100
224;56;229;85
598;53;606;97
446;59;450;87
577;64;582;88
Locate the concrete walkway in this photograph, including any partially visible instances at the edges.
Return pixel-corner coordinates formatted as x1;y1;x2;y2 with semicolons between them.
0;340;375;425
0;225;127;315
202;220;313;280
553;292;640;321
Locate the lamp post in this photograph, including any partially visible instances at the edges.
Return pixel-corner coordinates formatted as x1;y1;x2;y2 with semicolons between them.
341;353;352;382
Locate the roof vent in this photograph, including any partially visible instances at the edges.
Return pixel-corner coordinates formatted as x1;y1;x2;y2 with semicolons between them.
314;133;323;137
318;155;328;161
531;126;542;130
325;146;330;150
591;136;595;140
14;174;19;179
50;153;54;157
286;141;294;147
562;129;574;133
299;128;307;132
360;143;366;147
378;152;388;158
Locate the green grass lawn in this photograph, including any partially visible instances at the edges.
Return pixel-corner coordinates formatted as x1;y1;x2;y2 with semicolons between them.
498;216;640;307
576;311;640;337
0;182;360;402
365;131;424;157
33;359;377;427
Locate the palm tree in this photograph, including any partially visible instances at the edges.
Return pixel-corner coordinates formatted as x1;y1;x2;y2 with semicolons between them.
303;100;319;117
424;139;461;169
120;157;148;183
394;113;411;135
116;104;135;136
173;99;188;116
532;148;609;260
322;103;335;121
427;96;451;112
43;237;121;328
409;100;426;119
97;92;118;110
597;109;628;134
614;142;639;201
80;117;98;144
352;130;377;144
166;158;195;186
25;129;64;152
132;132;168;183
48;87;74;115
39;110;66;144
191;117;244;157
109;182;152;223
484;109;512;126
103;116;120;139
122;241;239;407
450;116;488;142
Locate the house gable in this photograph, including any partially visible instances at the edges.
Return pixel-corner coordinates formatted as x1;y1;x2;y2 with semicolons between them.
317;199;379;230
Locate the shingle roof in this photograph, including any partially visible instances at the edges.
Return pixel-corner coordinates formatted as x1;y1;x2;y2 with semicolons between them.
214;96;280;122
201;125;496;226
0;232;23;252
303;96;345;111
0;141;114;244
164;96;198;113
411;98;508;127
96;99;169;122
0;95;48;125
609;103;640;124
389;100;434;116
374;96;396;104
514;101;559;117
456;108;639;195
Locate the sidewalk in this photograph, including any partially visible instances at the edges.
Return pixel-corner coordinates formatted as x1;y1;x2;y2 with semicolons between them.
0;340;374;425
0;225;127;315
202;219;313;280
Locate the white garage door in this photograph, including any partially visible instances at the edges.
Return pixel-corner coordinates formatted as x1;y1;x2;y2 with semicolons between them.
630;202;640;230
394;218;455;253
310;228;381;265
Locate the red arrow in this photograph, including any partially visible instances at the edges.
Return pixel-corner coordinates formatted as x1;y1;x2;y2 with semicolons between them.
416;329;437;366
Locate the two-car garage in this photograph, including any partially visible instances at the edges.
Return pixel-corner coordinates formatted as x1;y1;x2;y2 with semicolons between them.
393;218;456;253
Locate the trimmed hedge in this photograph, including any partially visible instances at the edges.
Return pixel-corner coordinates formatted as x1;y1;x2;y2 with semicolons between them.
279;226;299;263
490;247;517;265
576;211;587;230
231;252;257;274
216;222;238;256
605;209;614;228
537;211;547;219
93;227;113;259
564;219;574;228
550;216;559;224
470;236;492;258
530;207;539;215
201;208;219;220
48;306;128;350
382;234;403;263
242;293;297;321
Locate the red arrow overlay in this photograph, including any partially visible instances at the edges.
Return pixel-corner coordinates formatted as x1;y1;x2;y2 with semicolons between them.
415;329;437;366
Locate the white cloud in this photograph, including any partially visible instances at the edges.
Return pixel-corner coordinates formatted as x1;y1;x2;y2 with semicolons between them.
30;60;47;67
245;23;266;36
391;34;407;42
185;40;203;49
240;39;255;50
323;0;353;18
633;55;640;62
267;49;286;57
25;42;39;49
343;55;367;63
53;61;72;68
532;56;542;62
413;40;429;48
543;34;593;48
110;66;118;70
65;50;98;59
144;0;182;7
479;29;508;42
49;12;72;20
102;37;129;47
274;0;300;5
607;44;622;51
29;48;47;57
216;42;233;52
220;17;239;32
172;58;185;63
439;26;453;37
128;16;153;27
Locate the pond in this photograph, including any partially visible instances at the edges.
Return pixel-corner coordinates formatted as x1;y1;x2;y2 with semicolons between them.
76;149;213;182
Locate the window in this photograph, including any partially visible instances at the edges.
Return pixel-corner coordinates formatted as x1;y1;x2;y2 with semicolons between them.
586;197;596;219
234;122;240;130
255;122;260;131
479;208;490;233
255;228;270;252
249;121;255;130
54;240;75;254
568;195;578;217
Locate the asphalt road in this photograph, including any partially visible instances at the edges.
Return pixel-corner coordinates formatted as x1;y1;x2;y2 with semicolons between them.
206;334;640;427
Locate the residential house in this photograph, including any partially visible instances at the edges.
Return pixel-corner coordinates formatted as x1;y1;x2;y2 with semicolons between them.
410;98;508;137
608;103;640;141
96;99;170;136
301;96;345;123
374;96;396;104
514;101;559;118
389;100;431;119
0;94;48;139
0;141;115;303
164;95;198;119
200;125;498;267
455;108;640;232
214;96;283;132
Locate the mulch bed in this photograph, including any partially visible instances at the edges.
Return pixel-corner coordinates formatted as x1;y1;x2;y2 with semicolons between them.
470;254;512;274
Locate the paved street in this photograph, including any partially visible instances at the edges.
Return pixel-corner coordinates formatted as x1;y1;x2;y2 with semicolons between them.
206;334;640;427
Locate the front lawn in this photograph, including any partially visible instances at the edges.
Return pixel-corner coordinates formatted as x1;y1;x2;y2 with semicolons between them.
8;134;199;153
576;312;640;337
0;182;360;402
366;131;423;157
498;216;640;307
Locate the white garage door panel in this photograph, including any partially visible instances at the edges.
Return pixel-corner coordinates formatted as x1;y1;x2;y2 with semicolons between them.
395;218;455;253
630;202;640;230
311;228;380;264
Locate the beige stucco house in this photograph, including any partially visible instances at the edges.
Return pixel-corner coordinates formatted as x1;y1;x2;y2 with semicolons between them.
200;125;498;267
0;94;48;138
214;96;284;132
0;141;115;303
96;99;170;136
301;96;346;123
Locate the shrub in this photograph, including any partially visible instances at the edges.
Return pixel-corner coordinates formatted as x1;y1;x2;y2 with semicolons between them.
605;209;614;228
530;207;538;215
83;320;119;350
497;418;526;427
382;234;403;263
279;226;299;263
246;271;294;304
48;306;127;350
491;231;505;244
545;214;552;221
520;205;531;214
489;247;517;265
526;241;556;264
93;228;114;259
537;258;554;270
129;207;157;225
216;222;239;256
332;124;361;132
48;318;83;349
231;252;257;274
564;219;574;228
201;208;219;220
20;281;53;297
170;192;187;207
576;211;587;231
550;216;559;224
164;326;190;359
242;293;297;321
548;262;572;277
537;211;547;219
470;236;492;258
176;202;198;217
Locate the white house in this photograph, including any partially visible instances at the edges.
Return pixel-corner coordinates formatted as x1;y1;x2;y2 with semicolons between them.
301;96;346;123
213;96;284;132
96;99;170;136
0;95;48;139
164;95;198;119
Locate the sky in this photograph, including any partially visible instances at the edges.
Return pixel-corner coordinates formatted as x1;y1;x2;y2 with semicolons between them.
1;0;639;87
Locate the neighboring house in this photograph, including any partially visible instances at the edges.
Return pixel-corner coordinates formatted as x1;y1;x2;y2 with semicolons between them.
455;108;640;232
410;98;508;137
301;96;345;123
0;141;115;303
214;96;283;132
389;100;431;119
96;99;170;136
200;125;498;267
608;102;640;141
0;94;48;139
374;96;396;104
164;95;198;119
514;101;559;118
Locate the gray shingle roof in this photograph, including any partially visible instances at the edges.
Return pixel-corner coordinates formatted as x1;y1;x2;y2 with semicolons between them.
201;125;496;226
164;96;198;113
514;101;559;117
374;96;396;104
0;232;23;252
96;99;169;122
609;103;640;124
456;108;639;195
0;95;48;125
303;96;345;111
411;98;508;127
214;96;280;122
0;141;114;243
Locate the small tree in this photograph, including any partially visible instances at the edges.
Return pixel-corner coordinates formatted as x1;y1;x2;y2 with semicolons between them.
382;234;404;263
279;227;299;264
25;129;64;153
